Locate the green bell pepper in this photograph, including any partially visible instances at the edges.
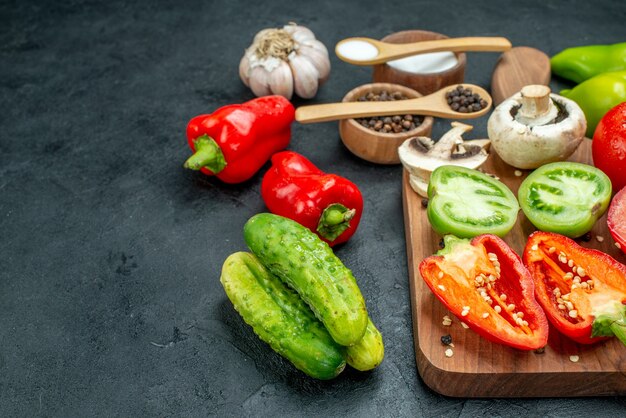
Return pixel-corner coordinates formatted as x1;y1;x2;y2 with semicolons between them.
560;71;626;137
551;42;626;84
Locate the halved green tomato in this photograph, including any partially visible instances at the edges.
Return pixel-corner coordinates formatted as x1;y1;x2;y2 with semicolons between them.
518;162;612;238
427;166;519;238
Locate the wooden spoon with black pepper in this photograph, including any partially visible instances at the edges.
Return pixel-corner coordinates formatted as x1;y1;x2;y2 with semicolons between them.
295;84;492;124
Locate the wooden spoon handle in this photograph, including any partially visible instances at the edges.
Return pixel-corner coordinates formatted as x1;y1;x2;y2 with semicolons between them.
337;37;512;65
295;97;488;123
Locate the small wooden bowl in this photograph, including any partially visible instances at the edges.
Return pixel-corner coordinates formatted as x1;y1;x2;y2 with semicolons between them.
339;83;434;164
372;30;466;95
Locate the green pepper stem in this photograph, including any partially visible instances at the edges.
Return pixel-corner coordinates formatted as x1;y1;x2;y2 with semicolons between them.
591;302;626;345
183;134;227;174
609;321;626;346
317;203;355;242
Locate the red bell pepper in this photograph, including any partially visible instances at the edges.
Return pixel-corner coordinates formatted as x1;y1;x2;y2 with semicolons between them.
523;231;626;345
261;151;363;246
419;235;549;350
184;96;294;184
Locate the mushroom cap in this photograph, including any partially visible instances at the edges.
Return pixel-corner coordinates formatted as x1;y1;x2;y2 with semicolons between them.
487;93;586;169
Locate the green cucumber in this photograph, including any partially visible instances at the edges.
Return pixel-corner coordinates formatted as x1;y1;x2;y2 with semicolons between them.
244;213;368;346
220;252;346;380
344;318;385;371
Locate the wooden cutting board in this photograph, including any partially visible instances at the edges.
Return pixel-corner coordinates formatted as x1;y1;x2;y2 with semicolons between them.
491;46;551;105
402;139;626;398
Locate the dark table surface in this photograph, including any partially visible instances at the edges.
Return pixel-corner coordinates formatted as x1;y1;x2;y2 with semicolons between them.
2;0;626;416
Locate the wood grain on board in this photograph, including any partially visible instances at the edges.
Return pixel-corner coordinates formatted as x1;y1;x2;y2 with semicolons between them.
402;139;626;397
491;46;551;105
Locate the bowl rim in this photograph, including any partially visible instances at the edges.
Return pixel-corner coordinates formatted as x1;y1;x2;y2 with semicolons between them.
340;82;434;138
378;29;467;77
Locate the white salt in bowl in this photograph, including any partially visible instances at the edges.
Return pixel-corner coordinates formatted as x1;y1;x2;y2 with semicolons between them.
372;30;466;95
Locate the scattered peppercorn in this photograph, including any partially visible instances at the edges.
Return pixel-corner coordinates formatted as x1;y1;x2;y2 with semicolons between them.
441;334;453;346
445;85;488;113
534;347;546;354
439;238;445;249
354;90;423;133
421;198;429;208
580;232;592;242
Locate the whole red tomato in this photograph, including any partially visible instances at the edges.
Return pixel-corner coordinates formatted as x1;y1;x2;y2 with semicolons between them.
592;102;626;192
608;186;626;255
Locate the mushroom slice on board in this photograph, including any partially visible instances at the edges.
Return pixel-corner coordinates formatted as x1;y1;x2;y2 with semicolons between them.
398;122;491;197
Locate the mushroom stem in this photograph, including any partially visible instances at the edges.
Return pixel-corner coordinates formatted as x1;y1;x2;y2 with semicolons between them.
516;85;558;127
431;122;474;156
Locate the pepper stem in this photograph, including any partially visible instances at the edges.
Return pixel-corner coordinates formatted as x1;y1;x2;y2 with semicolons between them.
610;321;626;346
591;301;626;346
183;134;227;174
317;203;355;242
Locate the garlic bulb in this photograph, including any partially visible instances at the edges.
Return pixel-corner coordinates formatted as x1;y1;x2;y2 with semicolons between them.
239;23;331;99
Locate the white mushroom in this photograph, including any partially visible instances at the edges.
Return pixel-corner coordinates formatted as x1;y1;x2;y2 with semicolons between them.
487;85;586;169
398;122;491;197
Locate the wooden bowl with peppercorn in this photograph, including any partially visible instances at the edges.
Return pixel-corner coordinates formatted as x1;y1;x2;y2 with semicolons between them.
372;30;466;96
339;83;434;164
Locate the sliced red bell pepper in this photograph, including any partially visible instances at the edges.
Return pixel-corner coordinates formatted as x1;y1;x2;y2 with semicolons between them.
419;235;549;350
184;96;294;184
523;231;626;345
261;151;363;246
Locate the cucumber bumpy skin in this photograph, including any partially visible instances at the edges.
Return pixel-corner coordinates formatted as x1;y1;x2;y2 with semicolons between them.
220;252;346;380
344;318;385;371
244;213;368;346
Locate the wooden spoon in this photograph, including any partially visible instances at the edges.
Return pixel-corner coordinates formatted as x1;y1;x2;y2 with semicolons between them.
296;84;492;124
335;37;512;66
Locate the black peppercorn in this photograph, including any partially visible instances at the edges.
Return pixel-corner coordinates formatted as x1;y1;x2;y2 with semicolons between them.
441;334;453;346
445;85;488;113
353;90;424;133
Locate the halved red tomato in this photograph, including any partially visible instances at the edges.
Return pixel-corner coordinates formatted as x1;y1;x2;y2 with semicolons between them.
608;187;626;255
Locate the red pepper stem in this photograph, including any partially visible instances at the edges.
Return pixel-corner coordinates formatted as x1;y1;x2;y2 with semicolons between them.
183;134;227;174
317;203;355;242
591;302;626;346
610;322;626;346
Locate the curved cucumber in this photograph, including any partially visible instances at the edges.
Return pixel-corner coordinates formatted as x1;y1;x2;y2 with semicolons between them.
344;318;385;371
220;252;346;380
244;213;368;346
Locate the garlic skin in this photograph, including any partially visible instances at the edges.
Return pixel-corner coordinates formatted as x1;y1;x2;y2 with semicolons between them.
239;23;331;100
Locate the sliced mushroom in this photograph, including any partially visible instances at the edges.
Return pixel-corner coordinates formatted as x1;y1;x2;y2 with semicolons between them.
398;122;491;197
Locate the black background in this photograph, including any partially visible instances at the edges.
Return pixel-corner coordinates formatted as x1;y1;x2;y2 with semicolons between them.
2;0;626;416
